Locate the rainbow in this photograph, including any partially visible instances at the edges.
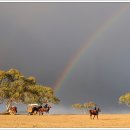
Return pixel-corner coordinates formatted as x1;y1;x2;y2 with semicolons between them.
54;3;130;94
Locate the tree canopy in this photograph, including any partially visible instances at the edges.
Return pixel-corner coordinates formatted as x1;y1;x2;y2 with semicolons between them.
119;92;130;107
0;69;60;111
72;101;96;114
83;101;96;110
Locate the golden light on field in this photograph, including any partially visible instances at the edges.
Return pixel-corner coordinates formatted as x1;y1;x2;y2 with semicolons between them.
0;114;130;128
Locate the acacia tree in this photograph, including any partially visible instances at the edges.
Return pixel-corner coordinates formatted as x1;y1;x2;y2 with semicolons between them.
72;103;81;111
84;101;96;110
72;101;96;114
72;103;84;114
0;69;60;112
119;92;130;107
83;101;96;114
23;85;60;105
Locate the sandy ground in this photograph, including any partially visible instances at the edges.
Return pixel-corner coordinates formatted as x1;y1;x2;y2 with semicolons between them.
0;114;130;128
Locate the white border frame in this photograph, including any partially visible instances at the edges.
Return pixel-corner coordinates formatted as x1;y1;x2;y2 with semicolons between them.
0;1;130;2
0;1;130;129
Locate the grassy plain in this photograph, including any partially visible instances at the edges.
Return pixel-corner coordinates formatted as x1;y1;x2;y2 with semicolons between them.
0;114;130;128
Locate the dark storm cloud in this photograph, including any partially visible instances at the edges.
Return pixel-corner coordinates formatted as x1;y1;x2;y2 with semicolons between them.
0;3;130;113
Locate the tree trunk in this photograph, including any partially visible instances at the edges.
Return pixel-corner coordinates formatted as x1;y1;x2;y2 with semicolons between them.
6;100;12;112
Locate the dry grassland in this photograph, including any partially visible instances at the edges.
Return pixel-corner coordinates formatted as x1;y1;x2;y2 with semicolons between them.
0;114;130;128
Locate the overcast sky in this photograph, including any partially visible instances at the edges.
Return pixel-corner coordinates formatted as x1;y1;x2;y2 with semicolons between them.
0;3;130;114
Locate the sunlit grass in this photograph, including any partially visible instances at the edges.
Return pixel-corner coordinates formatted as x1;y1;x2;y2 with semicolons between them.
0;114;130;128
